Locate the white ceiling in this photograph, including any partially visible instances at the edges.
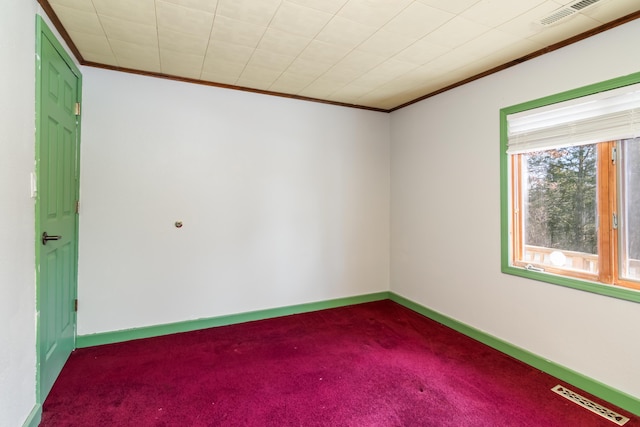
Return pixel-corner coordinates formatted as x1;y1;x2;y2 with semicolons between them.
45;0;640;111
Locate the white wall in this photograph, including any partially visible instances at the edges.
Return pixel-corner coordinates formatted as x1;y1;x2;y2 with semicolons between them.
390;19;640;398
0;1;38;425
78;69;390;335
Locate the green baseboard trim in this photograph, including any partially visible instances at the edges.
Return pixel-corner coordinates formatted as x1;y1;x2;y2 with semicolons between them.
22;403;41;427
76;292;390;348
389;292;640;417
75;291;639;416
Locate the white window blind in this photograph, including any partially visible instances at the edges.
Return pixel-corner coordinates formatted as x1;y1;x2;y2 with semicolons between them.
507;83;640;154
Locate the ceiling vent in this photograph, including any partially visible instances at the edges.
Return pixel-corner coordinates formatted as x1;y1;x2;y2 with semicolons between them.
539;0;603;26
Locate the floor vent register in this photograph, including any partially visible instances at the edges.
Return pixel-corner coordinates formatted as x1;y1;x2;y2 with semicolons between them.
551;385;630;426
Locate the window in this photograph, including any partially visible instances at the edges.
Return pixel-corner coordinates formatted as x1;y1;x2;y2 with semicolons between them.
500;73;640;302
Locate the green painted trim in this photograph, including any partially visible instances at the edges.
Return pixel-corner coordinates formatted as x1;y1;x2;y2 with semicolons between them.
74;291;640;416
35;15;83;407
499;71;640;304
77;292;390;348
389;292;640;417
22;403;41;427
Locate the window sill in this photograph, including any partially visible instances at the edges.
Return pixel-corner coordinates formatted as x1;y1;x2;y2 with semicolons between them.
502;264;640;303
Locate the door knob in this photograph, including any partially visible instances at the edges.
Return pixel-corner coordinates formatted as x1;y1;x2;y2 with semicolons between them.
42;232;62;245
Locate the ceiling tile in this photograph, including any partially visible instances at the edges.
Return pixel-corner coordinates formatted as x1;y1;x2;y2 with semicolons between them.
308;70;357;92
91;0;156;25
237;65;283;86
49;4;104;36
216;0;282;26
454;29;520;59
210;15;266;48
328;83;374;102
99;15;158;47
48;0;95;12
298;78;342;99
297;40;351;64
109;39;161;72
415;0;482;14
374;58;419;79
400;64;441;83
200;70;240;85
461;0;548;28
66;30;110;54
423;48;478;74
159;28;210;55
81;50;119;67
201;58;245;81
421;16;490;48
409;71;463;94
269;71;317;93
284;57;334;79
257;28;312;56
384;91;433;109
157;1;215;37
527;13;602;46
286;0;349;14
312;70;357;88
66;30;116;63
355;91;395;108
338;0;412;27
496;37;544;61
160;49;205;79
583;0;640;23
350;58;417;87
497;1;564;39
456;38;543;76
246;49;296;72
48;0;640;110
383;2;454;38
160;0;219;13
205;40;254;65
315;16;378;49
394;38;449;65
326;50;387;83
361;96;394;109
368;75;422;97
391;65;447;91
356;85;415;109
269;2;333;38
357;30;416;57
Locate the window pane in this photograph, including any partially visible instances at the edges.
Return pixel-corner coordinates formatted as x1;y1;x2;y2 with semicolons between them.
619;138;640;282
520;145;598;273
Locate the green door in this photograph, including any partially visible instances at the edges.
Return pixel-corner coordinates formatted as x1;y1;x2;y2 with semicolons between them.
36;18;82;403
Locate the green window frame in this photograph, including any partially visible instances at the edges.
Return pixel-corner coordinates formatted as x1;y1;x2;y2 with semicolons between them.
500;71;640;303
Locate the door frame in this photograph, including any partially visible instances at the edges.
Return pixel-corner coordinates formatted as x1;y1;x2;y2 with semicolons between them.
35;15;82;405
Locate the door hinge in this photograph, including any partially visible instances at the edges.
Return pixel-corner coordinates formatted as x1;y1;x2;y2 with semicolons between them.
75;200;80;214
612;212;618;230
612;146;617;165
74;299;78;312
74;102;81;116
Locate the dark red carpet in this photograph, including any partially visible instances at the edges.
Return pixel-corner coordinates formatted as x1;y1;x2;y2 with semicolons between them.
41;300;637;426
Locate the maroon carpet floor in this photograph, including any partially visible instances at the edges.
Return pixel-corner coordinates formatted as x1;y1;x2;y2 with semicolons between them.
41;300;638;426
